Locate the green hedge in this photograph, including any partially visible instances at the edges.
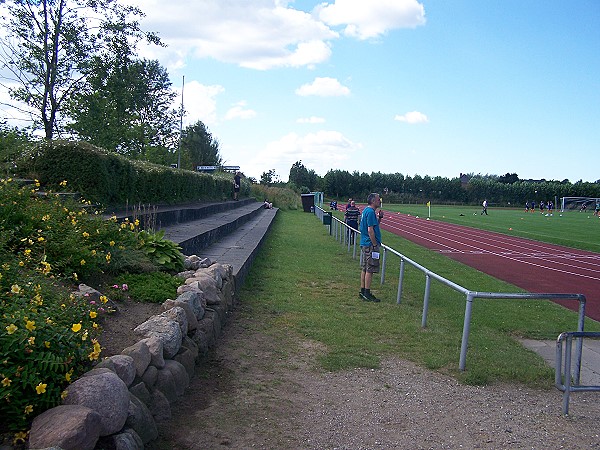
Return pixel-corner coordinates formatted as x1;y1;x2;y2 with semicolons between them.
14;141;250;207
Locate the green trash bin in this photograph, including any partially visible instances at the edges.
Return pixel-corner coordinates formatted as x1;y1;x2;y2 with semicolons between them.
322;212;332;225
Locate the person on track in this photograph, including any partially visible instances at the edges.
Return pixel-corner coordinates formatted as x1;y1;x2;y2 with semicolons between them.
481;199;488;215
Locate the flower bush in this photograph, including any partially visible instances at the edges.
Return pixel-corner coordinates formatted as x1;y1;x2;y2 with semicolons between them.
0;178;184;434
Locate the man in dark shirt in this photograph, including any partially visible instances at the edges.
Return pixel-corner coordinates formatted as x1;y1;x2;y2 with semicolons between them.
344;200;360;244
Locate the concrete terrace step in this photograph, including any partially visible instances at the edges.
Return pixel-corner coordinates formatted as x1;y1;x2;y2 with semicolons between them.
160;201;268;255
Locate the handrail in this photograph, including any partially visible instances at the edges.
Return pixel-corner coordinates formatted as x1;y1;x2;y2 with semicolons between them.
314;206;587;372
556;331;600;414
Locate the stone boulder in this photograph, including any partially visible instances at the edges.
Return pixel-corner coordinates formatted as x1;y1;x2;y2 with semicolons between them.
121;340;152;378
63;371;129;436
29;405;102;450
126;393;158;444
134;316;182;359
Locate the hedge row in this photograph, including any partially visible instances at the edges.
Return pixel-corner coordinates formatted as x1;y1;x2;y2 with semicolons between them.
15;141;248;207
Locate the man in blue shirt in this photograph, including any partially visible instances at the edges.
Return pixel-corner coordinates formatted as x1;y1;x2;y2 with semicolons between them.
359;193;384;302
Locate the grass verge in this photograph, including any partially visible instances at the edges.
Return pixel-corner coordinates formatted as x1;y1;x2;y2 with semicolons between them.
239;209;600;387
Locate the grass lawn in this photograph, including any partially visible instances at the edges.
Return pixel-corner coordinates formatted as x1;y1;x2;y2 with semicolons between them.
239;209;600;387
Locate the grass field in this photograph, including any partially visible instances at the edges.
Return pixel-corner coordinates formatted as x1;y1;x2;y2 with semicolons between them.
239;209;600;387
382;203;600;253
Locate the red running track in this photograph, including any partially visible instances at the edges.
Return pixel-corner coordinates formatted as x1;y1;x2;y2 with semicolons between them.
370;210;600;321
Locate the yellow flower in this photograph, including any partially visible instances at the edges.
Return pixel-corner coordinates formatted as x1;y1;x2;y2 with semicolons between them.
42;214;50;221
93;339;101;353
105;253;111;263
71;323;82;332
37;236;44;242
109;240;115;246
91;249;97;256
18;261;24;267
73;273;79;281
81;331;88;341
134;219;140;227
65;370;73;382
92;322;99;329
36;382;47;394
6;324;17;334
130;223;135;231
13;431;28;445
45;317;53;324
82;232;90;238
24;249;31;257
61;390;68;400
89;311;97;319
59;180;68;187
44;341;51;348
1;377;11;387
24;405;33;414
11;284;21;294
100;295;108;304
25;320;36;332
27;337;35;345
80;259;86;266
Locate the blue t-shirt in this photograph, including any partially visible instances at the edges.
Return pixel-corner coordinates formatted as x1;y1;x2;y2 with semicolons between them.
359;206;381;246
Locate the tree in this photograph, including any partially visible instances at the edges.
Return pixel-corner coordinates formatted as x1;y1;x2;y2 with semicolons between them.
0;0;160;140
68;55;177;160
179;121;222;171
260;169;279;186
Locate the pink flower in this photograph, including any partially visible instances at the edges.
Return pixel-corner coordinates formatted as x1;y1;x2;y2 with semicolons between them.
112;284;119;289
121;284;128;291
89;301;96;305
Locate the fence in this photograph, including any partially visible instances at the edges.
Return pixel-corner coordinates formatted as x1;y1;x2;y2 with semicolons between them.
556;331;600;414
315;206;587;374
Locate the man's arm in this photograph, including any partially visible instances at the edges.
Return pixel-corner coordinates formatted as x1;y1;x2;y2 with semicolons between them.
368;226;378;246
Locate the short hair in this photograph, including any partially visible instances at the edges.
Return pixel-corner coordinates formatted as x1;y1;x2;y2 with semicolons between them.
367;193;380;205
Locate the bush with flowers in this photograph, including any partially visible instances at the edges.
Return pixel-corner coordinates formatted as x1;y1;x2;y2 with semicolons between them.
0;178;184;434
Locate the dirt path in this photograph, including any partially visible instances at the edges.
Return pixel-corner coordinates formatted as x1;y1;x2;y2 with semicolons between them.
146;303;600;449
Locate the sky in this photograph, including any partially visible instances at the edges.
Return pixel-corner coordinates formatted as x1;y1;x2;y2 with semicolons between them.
2;0;600;183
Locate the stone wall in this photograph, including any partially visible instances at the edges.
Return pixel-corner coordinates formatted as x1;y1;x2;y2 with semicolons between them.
28;261;235;450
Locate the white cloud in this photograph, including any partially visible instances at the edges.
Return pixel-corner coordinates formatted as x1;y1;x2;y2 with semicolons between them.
225;101;257;120
126;0;338;70
297;116;326;124
295;77;350;97
317;0;426;40
394;111;429;124
244;130;362;181
176;80;224;126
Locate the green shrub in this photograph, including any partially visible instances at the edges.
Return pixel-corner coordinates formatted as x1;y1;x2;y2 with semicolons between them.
136;230;184;272
250;184;302;210
13;140;249;207
115;272;183;303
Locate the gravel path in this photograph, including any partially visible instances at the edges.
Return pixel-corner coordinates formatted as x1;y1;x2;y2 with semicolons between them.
147;304;600;450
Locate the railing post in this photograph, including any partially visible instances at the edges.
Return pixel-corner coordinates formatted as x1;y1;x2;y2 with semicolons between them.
380;247;387;285
353;238;357;259
574;295;586;384
422;274;431;328
396;258;405;304
563;334;573;415
459;292;475;371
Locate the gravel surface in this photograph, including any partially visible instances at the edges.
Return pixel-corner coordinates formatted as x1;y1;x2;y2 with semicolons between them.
146;304;600;450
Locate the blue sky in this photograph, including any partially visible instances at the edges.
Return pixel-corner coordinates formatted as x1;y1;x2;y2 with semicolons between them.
2;1;599;183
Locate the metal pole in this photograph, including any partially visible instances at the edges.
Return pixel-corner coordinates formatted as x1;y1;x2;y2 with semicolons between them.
459;292;475;371
574;296;586;384
380;247;387;285
422;274;431;328
397;259;405;304
563;334;573;415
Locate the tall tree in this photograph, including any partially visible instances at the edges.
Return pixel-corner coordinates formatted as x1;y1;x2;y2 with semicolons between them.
67;55;177;159
180;121;222;171
0;0;160;140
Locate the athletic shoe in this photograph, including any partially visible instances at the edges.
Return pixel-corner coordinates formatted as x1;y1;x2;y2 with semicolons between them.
360;292;372;302
366;292;381;303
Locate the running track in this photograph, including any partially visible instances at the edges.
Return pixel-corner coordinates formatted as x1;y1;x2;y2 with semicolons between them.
344;206;600;321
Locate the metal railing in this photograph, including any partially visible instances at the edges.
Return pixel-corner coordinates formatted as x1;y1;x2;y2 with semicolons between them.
315;206;587;373
556;331;600;415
